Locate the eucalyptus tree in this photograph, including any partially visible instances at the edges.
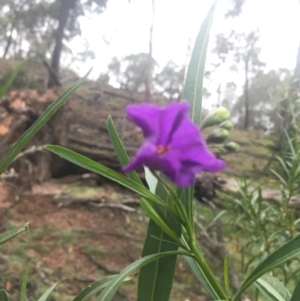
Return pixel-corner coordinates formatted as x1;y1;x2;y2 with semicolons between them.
232;69;291;132
154;60;185;100
0;0;108;87
103;53;158;94
214;30;264;130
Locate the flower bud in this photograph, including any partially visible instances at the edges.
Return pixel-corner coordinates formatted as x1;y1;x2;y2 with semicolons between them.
223;141;239;152
219;120;233;131
201;107;230;130
206;128;229;144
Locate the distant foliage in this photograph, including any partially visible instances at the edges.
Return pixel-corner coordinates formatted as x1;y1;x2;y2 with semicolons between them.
99;54;185;100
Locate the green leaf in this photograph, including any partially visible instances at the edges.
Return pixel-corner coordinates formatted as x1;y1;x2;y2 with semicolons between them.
20;266;29;301
184;254;222;298
97;250;191;301
0;223;29;245
178;186;194;223
224;254;231;297
45;145;165;207
72;276;116;301
233;235;300;301
270;169;288;186
183;0;218;126
37;281;62;301
140;198;182;246
291;280;300;301
106;116;142;184
255;274;291;301
0;60;26;100
0;289;9;301
138;181;181;301
0;69;91;174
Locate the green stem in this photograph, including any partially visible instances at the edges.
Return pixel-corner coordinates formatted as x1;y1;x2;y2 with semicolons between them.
190;239;229;300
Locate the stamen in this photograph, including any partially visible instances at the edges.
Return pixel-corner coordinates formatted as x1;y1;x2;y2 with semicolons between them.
156;145;169;155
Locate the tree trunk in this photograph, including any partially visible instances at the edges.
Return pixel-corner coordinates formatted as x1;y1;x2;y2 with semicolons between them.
48;0;76;88
145;0;155;102
243;58;249;130
2;26;14;59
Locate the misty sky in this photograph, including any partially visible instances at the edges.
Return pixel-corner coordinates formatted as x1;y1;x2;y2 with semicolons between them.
66;0;300;107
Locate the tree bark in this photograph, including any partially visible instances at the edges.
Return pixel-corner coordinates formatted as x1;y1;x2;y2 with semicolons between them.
48;0;76;88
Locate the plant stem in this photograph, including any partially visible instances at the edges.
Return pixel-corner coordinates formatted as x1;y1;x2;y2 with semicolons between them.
190;238;229;300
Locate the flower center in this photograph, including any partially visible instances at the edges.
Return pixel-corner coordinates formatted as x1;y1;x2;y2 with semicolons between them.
156;145;169;155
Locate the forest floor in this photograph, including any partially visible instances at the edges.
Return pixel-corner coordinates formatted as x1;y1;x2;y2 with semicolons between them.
0;178;207;301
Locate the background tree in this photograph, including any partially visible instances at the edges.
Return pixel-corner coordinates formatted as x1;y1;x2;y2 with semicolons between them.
0;0;108;87
231;69;291;131
214;30;265;130
47;0;108;87
144;0;155;101
154;60;185;100
101;53;157;93
225;0;246;17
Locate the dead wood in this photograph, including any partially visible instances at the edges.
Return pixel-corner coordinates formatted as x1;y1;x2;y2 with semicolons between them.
0;83;149;186
52;194;139;212
0;115;28;148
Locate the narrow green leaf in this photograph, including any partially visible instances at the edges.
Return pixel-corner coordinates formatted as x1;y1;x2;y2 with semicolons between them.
97;250;191;301
140;198;182;246
0;223;29;245
0;69;91;174
224;254;231;297
233;235;300;301
291;280;300;301
106;116;142;184
72;276;116;301
0;60;26;100
255;274;291;301
184;255;221;298
20;267;29;301
45;145;165;207
178;186;194;225
276;155;290;177
0;289;9;301
183;0;218;126
270;169;288;186
138;181;181;301
37;281;62;301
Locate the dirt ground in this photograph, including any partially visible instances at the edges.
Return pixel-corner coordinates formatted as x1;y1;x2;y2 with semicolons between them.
0;178;206;301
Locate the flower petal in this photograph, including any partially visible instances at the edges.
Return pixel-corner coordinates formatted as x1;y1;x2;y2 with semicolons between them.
126;104;160;140
182;144;226;172
173;170;196;187
122;142;156;173
155;150;181;183
158;101;189;145
170;113;204;150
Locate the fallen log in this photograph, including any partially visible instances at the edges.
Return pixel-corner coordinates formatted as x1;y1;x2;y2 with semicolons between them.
0;82;162;188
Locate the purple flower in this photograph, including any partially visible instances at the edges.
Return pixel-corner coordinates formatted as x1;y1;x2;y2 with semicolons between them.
123;101;226;187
